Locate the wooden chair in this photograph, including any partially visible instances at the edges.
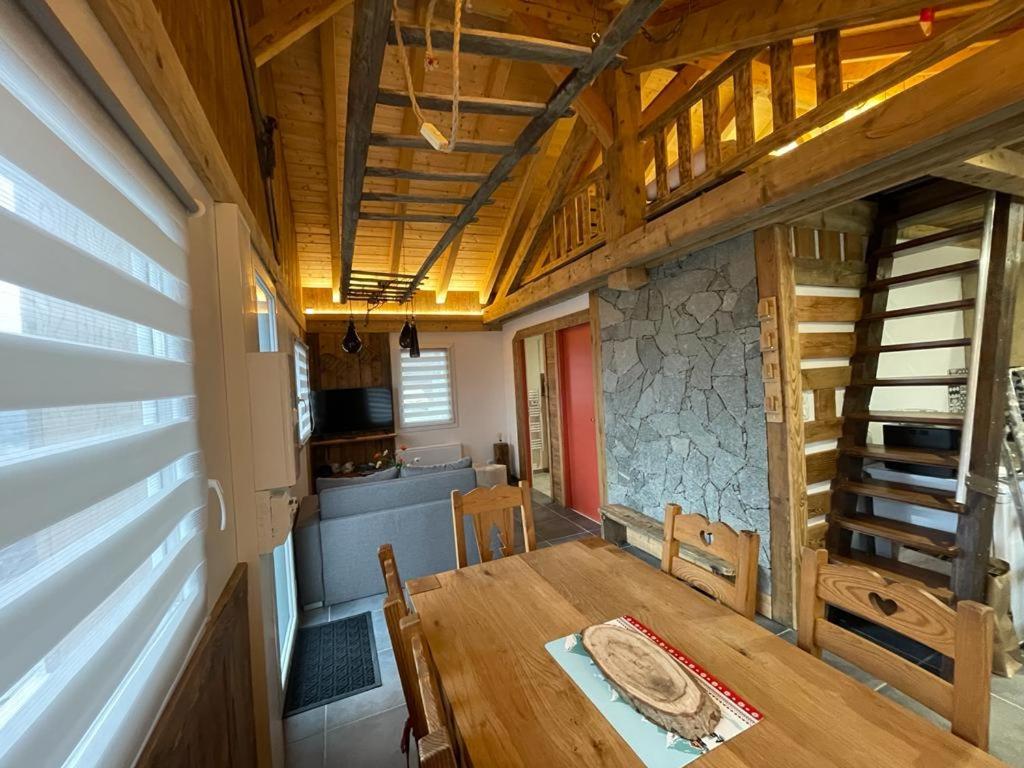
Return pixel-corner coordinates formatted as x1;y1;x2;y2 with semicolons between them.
401;614;458;768
377;544;424;741
660;503;760;619
798;548;994;749
451;481;536;568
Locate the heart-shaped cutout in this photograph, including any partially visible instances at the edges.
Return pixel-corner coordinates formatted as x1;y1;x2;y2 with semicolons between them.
868;592;898;616
700;530;714;546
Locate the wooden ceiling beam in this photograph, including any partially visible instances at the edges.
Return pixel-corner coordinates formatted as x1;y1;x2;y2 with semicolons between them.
936;148;1024;196
624;0;937;72
512;13;615;148
791;16;1023;67
339;0;392;300
389;24;625;68
404;0;663;300
375;88;574;117
483;27;1024;321
367;167;491;183
250;0;355;67
369;133;537;154
359;212;473;223
362;191;493;205
320;17;342;302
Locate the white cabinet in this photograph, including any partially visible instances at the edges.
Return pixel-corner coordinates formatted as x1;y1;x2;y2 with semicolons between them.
248;351;299;490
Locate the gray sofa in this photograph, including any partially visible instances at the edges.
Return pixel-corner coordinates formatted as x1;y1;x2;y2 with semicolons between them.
294;467;482;607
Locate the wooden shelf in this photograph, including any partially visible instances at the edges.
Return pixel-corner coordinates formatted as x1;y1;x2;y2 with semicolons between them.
311;432;397;448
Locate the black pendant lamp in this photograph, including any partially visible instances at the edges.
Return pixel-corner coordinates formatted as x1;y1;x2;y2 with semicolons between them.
398;307;413;349
342;316;363;354
408;317;421;358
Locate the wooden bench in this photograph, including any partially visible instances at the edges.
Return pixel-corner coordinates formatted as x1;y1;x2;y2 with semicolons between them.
599;503;736;577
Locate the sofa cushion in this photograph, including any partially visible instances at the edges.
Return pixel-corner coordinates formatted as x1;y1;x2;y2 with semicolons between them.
316;466;398;493
319;466;476;520
400;456;472;477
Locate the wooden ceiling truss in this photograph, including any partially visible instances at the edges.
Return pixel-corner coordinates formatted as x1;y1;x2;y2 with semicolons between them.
338;0;662;302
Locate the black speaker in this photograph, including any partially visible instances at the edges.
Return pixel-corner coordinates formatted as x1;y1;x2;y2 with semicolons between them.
882;424;960;478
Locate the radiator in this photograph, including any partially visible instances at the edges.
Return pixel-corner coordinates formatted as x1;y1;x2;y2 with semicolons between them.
400;443;463;466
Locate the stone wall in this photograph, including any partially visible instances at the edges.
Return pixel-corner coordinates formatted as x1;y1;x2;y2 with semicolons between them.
598;233;771;580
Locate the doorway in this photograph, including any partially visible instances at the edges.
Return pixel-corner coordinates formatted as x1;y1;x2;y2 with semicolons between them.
558;324;601;521
512;305;605;517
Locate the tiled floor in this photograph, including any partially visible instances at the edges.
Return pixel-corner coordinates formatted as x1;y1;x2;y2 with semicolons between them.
285;496;1024;767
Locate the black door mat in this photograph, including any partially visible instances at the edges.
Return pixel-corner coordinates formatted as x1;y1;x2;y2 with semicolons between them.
283;612;381;717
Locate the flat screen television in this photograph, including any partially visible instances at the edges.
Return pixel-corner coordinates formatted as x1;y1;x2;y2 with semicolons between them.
312;386;394;437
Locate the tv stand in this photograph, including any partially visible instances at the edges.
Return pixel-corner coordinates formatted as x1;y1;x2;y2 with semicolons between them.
310;431;398;448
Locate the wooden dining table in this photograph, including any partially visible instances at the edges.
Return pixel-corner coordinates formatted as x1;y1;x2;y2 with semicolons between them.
407;538;1007;768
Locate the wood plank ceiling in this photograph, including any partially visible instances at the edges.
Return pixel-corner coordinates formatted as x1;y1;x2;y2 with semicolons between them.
256;0;1020;315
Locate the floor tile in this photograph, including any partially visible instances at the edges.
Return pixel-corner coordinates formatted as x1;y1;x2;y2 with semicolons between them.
753;614;789;635
776;629;797;645
535;514;590;541
989;695;1024;767
992;670;1024;709
284;705;325;744
543;532;592;548
299;606;330;628
325;705;415;768
284;730;324;768
325;648;404;730
371;609;392;652
329;594;385;620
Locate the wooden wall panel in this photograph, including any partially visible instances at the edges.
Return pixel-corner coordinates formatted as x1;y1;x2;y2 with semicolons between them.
136;565;256;768
152;0;272;244
544;331;566;506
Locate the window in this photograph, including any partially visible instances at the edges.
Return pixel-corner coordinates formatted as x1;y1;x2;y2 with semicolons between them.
399;347;456;428
0;8;206;766
254;272;277;352
294;340;312;444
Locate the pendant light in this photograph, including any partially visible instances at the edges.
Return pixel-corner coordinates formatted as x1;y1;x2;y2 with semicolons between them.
399;303;413;349
408;316;421;358
342;314;362;354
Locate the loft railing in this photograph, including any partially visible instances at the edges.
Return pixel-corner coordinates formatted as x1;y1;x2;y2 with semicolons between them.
526;167;608;283
639;3;1019;217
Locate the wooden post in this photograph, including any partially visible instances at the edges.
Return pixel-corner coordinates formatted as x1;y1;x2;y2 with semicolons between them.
605;69;646;241
953;193;1024;602
754;226;806;627
589;292;608;507
813;29;843;103
734;61;755;151
702;87;721;171
769;40;796;130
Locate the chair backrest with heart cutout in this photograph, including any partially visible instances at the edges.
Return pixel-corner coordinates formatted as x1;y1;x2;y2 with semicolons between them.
451;481;536;568
660;503;760;619
797;548;994;750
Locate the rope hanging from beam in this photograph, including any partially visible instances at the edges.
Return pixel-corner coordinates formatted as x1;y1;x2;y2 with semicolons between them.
391;0;463;152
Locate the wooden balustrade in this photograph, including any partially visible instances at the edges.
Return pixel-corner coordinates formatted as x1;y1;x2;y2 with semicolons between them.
528;168;608;282
639;1;1021;218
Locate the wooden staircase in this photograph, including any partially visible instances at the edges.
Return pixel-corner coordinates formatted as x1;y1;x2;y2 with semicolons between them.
825;183;1022;605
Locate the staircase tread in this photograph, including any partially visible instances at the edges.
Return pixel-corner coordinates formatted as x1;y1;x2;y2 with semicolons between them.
861;298;975;322
830;552;953;602
831;513;959;556
847;410;964;426
836;476;964;514
842;443;959;468
865;259;978;291
855;338;972;355
871;222;984;258
851;375;968;387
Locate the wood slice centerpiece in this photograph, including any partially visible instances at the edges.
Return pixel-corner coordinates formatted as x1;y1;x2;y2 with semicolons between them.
581;623;721;740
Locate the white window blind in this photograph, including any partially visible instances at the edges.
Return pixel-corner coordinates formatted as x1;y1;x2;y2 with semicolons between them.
294;341;312;444
0;6;206;767
399;348;456;427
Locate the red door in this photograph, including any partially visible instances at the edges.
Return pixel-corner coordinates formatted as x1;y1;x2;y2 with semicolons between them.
558;323;601;521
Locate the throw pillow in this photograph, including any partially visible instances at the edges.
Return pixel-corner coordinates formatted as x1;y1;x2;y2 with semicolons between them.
400;455;472;477
316;465;399;492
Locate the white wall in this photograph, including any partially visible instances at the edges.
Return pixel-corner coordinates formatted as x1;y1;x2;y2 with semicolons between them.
389;330;506;464
499;294;591;476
